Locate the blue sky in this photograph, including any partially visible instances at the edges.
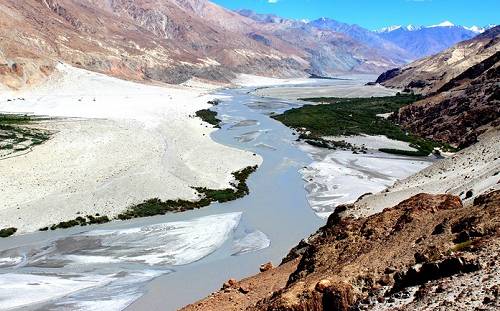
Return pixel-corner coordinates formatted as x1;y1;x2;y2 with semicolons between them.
211;0;499;30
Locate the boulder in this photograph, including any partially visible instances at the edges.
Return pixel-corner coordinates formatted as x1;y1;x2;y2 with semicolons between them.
315;279;332;292
260;262;274;272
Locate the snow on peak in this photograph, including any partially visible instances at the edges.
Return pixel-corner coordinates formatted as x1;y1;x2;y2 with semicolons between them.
405;24;421;31
429;21;455;28
464;25;485;33
376;25;402;33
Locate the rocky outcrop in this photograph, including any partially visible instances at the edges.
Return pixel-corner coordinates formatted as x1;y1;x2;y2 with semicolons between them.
396;51;500;148
373;27;500;147
182;191;500;310
376;26;500;95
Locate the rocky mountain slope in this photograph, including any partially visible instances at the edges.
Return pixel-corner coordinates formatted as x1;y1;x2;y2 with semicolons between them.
376;26;500;94
183;190;500;310
296;17;412;65
0;0;409;90
0;0;309;88
376;26;500;147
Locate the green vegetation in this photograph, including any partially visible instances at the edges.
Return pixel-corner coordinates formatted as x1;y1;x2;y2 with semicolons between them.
378;148;429;157
195;109;221;128
273;95;456;156
0;227;17;238
0;114;51;155
117;165;258;220
450;240;473;253
40;214;111;231
207;99;221;106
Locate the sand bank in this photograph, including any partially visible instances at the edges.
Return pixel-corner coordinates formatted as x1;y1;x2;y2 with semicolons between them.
299;139;433;218
0;64;261;233
351;128;500;217
252;76;398;100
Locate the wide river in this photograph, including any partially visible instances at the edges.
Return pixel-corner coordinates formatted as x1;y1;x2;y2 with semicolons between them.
0;79;432;310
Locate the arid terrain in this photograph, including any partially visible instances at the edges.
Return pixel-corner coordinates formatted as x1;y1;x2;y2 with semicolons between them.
182;190;500;311
0;1;498;311
377;26;499;148
180;24;500;311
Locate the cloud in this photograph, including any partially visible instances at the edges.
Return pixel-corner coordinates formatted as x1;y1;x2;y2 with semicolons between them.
268;0;279;3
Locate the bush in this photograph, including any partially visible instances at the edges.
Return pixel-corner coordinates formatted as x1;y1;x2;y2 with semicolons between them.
379;148;430;157
0;227;17;238
273;95;456;155
117;166;258;220
195;109;221;127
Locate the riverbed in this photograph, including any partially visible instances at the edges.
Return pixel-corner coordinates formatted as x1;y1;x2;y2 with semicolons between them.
0;78;433;311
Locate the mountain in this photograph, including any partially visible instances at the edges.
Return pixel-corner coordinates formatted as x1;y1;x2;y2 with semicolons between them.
377;21;480;59
0;0;313;89
376;26;500;148
235;11;405;77
0;1;407;90
308;18;413;64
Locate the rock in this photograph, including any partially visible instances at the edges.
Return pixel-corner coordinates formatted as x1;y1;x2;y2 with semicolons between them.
435;284;447;293
315;279;332;292
432;221;447;235
222;278;238;290
259;262;274;272
238;285;250;294
384;267;396;274
391;256;481;293
378;274;392;286
465;190;474;199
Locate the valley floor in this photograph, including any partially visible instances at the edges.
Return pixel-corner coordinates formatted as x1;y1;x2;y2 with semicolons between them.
0;64;261;233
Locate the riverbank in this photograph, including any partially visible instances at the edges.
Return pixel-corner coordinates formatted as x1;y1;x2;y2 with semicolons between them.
252;75;397;99
0;63;261;234
0;76;441;311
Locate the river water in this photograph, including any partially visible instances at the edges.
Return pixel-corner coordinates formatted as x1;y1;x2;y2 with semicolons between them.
0;80;432;311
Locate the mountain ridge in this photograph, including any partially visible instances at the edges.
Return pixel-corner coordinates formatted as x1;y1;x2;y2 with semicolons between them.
0;0;408;89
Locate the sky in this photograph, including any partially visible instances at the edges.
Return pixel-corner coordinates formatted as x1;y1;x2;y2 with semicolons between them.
211;0;499;30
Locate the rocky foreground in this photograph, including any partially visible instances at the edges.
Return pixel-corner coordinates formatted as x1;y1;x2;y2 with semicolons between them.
182;190;499;310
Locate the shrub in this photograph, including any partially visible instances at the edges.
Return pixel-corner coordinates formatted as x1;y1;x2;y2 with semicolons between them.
0;227;17;238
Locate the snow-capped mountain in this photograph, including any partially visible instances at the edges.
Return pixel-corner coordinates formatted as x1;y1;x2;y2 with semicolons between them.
377;24;422;33
376;21;482;58
377;21;496;34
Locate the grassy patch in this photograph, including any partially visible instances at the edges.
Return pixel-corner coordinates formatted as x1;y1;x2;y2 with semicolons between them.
195;109;221;128
0;227;17;238
117;165;258;220
36;164;257;232
0;114;51;155
272;95;456;156
378;148;430;157
450;240;473;253
41;214;111;231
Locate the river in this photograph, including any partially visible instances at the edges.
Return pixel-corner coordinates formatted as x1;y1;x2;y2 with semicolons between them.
0;79;432;311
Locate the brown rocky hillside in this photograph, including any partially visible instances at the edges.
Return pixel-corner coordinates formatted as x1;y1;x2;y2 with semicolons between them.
0;0;405;89
375;26;500;147
182;190;500;311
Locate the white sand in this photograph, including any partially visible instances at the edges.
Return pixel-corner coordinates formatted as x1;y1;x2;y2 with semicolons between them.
252;77;398;100
351;128;500;218
233;74;313;87
0;63;261;233
299;142;432;218
325;135;418;151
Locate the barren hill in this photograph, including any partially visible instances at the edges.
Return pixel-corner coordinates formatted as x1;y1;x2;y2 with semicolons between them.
0;0;407;89
376;26;500;147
